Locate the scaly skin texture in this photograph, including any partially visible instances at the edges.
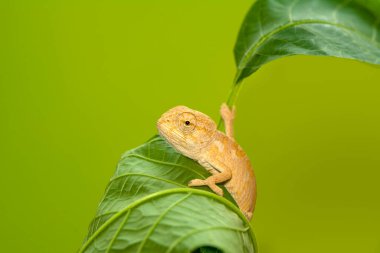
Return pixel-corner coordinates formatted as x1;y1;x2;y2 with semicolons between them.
157;104;256;220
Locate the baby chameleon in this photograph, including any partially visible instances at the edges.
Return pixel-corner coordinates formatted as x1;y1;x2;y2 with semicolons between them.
157;104;256;220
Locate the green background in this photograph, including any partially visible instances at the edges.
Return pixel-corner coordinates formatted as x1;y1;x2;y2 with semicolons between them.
1;1;379;252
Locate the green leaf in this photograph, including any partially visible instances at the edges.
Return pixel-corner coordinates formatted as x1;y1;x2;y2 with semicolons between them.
234;0;380;83
80;136;257;253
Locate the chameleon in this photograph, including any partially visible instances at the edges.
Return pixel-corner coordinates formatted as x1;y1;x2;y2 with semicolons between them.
157;103;256;220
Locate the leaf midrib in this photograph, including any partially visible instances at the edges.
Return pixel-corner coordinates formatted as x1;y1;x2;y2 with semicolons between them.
236;18;380;77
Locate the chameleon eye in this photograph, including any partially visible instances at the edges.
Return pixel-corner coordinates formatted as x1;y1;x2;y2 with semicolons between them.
177;112;196;133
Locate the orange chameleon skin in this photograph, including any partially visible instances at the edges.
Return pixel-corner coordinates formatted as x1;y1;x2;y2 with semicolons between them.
157;104;256;220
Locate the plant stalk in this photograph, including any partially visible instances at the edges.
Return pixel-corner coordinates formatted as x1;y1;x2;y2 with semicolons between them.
217;80;244;130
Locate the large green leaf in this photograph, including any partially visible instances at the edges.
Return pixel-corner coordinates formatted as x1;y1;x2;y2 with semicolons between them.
80;136;257;253
234;0;380;83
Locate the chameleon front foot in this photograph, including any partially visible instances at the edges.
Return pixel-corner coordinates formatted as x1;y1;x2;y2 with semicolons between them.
220;103;235;123
220;103;235;139
188;179;224;196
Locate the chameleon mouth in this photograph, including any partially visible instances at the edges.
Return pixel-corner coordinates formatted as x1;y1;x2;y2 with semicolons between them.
156;117;170;139
157;125;167;139
156;120;165;135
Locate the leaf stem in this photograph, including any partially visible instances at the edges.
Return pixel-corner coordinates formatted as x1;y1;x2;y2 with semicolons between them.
217;80;244;130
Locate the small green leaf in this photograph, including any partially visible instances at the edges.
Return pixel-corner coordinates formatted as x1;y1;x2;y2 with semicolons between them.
80;136;257;253
234;0;380;83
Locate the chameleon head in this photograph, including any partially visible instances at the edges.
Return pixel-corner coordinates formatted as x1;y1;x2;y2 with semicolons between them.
157;106;217;156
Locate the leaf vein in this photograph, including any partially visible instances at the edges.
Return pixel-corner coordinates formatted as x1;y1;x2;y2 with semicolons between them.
123;154;206;179
136;193;192;253
105;210;131;253
111;173;187;187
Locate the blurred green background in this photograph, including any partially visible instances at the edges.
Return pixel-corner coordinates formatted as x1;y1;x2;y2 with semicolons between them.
1;1;379;252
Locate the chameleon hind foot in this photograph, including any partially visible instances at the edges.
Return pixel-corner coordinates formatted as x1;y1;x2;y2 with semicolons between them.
188;178;224;196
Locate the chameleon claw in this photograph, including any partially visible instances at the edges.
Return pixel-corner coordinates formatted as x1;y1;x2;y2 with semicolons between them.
188;179;224;196
188;179;206;186
209;184;224;196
